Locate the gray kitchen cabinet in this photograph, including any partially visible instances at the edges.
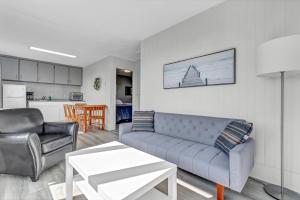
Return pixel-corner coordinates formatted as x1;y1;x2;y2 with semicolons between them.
38;62;54;83
19;59;38;82
0;56;19;80
69;67;82;86
54;65;69;84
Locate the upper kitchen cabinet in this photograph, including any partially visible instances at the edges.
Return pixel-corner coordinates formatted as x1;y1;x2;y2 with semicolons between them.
69;67;82;86
54;65;69;84
38;62;54;83
19;59;38;82
0;56;19;81
1;55;82;86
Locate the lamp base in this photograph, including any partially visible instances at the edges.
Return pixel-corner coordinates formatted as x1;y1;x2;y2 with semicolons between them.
264;184;300;200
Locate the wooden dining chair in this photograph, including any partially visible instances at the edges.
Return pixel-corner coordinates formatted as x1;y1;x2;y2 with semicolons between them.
66;105;76;122
63;104;72;121
74;103;86;116
73;105;88;131
64;104;89;131
89;105;106;130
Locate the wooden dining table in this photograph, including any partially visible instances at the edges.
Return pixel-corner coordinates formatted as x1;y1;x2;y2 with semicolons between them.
75;104;107;133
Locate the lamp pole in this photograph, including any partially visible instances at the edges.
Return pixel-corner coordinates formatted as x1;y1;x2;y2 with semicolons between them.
258;35;300;200
263;71;300;199
280;71;284;200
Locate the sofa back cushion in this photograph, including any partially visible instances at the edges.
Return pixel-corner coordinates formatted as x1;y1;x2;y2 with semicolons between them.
154;112;237;146
0;108;44;134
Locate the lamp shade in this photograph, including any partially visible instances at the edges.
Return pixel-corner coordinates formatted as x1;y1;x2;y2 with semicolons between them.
257;34;300;76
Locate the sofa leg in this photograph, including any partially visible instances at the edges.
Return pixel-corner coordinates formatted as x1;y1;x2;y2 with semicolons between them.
216;184;224;200
30;176;39;182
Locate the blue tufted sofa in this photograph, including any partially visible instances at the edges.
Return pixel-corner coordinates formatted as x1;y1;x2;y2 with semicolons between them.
119;112;255;199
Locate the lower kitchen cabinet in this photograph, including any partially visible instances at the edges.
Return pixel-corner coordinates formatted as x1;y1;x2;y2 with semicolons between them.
28;101;85;122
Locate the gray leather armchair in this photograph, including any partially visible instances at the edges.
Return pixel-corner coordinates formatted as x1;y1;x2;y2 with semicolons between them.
0;108;79;181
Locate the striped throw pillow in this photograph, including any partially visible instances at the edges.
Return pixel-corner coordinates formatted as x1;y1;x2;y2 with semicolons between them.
131;111;155;132
215;120;253;155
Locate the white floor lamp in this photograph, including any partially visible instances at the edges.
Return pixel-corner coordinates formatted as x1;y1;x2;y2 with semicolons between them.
257;35;300;200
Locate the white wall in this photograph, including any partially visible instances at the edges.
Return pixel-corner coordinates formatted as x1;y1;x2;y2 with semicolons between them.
81;56;140;130
133;59;141;112
140;0;300;192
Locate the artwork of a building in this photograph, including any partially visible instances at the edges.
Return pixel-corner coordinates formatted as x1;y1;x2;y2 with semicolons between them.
180;65;206;87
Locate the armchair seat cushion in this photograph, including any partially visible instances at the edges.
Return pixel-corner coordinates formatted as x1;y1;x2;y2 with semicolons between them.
39;133;72;154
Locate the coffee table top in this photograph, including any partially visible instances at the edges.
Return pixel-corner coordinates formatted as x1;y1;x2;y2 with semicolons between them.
67;141;177;200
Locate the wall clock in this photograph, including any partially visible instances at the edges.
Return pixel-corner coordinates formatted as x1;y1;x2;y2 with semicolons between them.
94;77;101;91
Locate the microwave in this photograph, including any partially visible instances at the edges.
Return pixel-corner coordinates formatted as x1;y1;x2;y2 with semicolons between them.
69;92;83;101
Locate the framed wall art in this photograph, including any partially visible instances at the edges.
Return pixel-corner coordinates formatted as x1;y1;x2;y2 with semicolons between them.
163;48;236;89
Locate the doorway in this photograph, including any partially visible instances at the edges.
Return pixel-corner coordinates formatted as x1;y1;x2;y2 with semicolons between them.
115;68;133;129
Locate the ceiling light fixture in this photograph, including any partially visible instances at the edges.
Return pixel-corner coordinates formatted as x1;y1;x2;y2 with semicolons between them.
124;69;131;73
29;46;77;58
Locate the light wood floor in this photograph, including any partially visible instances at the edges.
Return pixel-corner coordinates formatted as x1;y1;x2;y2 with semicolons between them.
0;131;273;200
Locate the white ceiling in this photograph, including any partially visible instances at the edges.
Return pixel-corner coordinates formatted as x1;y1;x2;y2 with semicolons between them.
0;0;226;67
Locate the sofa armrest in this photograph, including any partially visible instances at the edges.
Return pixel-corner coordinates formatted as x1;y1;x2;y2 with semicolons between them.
119;122;132;141
0;132;42;181
43;122;79;150
229;138;255;192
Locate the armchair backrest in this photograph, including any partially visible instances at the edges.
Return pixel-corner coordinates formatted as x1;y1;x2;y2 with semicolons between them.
0;108;44;134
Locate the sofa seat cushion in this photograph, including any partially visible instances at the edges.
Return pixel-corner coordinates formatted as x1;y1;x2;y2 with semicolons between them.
208;151;229;186
39;133;72;154
121;132;186;160
121;132;155;150
121;132;230;187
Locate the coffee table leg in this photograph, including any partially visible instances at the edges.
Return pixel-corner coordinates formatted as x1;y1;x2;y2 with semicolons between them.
168;173;177;200
66;157;73;200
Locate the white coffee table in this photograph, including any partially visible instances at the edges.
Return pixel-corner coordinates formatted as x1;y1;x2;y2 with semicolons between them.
66;141;177;200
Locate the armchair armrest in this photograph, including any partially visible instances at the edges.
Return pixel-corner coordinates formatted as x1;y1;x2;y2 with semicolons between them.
229;138;255;192
0;132;42;181
119;122;132;141
43;122;79;150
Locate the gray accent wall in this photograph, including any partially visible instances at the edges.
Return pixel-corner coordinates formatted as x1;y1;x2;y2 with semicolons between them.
116;75;132;103
140;0;300;193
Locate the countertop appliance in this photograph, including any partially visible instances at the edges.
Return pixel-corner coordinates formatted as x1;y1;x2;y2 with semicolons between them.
26;92;34;100
3;84;27;108
69;92;83;101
